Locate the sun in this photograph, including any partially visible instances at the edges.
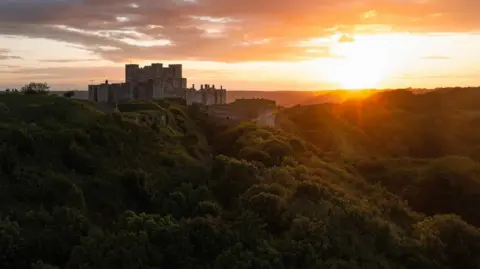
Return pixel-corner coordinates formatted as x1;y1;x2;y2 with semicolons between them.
325;35;392;90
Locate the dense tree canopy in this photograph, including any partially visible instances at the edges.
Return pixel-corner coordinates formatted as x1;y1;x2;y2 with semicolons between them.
0;89;480;269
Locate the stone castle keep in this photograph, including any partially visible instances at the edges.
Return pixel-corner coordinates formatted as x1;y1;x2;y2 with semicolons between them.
88;63;227;105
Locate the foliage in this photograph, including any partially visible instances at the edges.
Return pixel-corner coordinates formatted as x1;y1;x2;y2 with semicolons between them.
1;90;480;269
63;91;75;98
20;82;50;95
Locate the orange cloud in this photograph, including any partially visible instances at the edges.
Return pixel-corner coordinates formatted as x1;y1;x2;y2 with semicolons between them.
0;0;479;62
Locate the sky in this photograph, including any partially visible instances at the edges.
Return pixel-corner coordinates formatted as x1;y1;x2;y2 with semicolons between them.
1;0;480;91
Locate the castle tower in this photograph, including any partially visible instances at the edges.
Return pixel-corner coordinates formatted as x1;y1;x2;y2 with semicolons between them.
168;64;183;79
151;63;164;78
125;64;139;82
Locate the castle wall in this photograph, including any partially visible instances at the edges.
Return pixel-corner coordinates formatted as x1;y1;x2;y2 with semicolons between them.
195;91;203;104
152;63;164;78
169;64;182;79
222;90;227;104
96;84;110;103
164;85;185;99
131;81;154;101
126;63;186;81
153;82;164;99
206;90;216;105
110;83;130;103
88;85;98;101
185;86;227;106
163;65;175;77
125;64;139;83
90;63;226;106
139;84;154;101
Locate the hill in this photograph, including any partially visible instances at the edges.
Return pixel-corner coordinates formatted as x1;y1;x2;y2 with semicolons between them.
0;92;479;269
278;88;480;159
277;88;480;227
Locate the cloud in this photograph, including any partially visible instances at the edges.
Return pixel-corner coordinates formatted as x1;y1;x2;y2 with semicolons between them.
421;56;451;60
0;49;22;60
0;64;20;68
0;65;122;79
0;0;479;63
38;58;100;63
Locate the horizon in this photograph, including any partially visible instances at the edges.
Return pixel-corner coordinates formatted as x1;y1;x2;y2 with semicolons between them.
1;1;480;91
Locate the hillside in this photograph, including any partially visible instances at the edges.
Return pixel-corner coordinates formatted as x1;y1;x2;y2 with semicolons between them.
278;88;480;159
0;92;479;269
278;88;480;227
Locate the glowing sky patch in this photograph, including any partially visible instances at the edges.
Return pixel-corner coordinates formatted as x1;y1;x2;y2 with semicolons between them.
0;0;480;90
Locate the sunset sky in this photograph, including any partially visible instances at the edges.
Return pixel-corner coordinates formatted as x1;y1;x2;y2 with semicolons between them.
1;0;480;91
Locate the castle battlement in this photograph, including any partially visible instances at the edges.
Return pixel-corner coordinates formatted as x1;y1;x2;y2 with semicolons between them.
88;63;227;106
125;63;184;83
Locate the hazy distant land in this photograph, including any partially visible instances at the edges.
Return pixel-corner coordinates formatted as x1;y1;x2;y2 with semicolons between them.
49;88;440;107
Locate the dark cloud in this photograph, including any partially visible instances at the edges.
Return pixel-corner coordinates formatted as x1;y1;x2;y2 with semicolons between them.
0;0;479;63
0;49;22;60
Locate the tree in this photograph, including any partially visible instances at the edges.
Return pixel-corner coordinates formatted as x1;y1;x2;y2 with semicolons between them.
21;82;50;94
414;215;480;268
63;91;75;98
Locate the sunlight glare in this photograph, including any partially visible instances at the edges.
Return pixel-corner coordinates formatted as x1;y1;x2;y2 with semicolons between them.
325;35;394;90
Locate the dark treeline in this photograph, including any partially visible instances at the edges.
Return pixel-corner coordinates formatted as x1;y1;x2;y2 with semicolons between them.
0;88;480;269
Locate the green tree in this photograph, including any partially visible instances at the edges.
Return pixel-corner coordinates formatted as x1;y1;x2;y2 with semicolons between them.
414;215;480;268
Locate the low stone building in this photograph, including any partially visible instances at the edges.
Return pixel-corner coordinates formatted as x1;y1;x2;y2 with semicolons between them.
88;81;130;103
206;98;277;126
88;63;227;106
186;84;227;106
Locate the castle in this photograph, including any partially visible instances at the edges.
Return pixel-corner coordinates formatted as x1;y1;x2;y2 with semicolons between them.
88;63;227;105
